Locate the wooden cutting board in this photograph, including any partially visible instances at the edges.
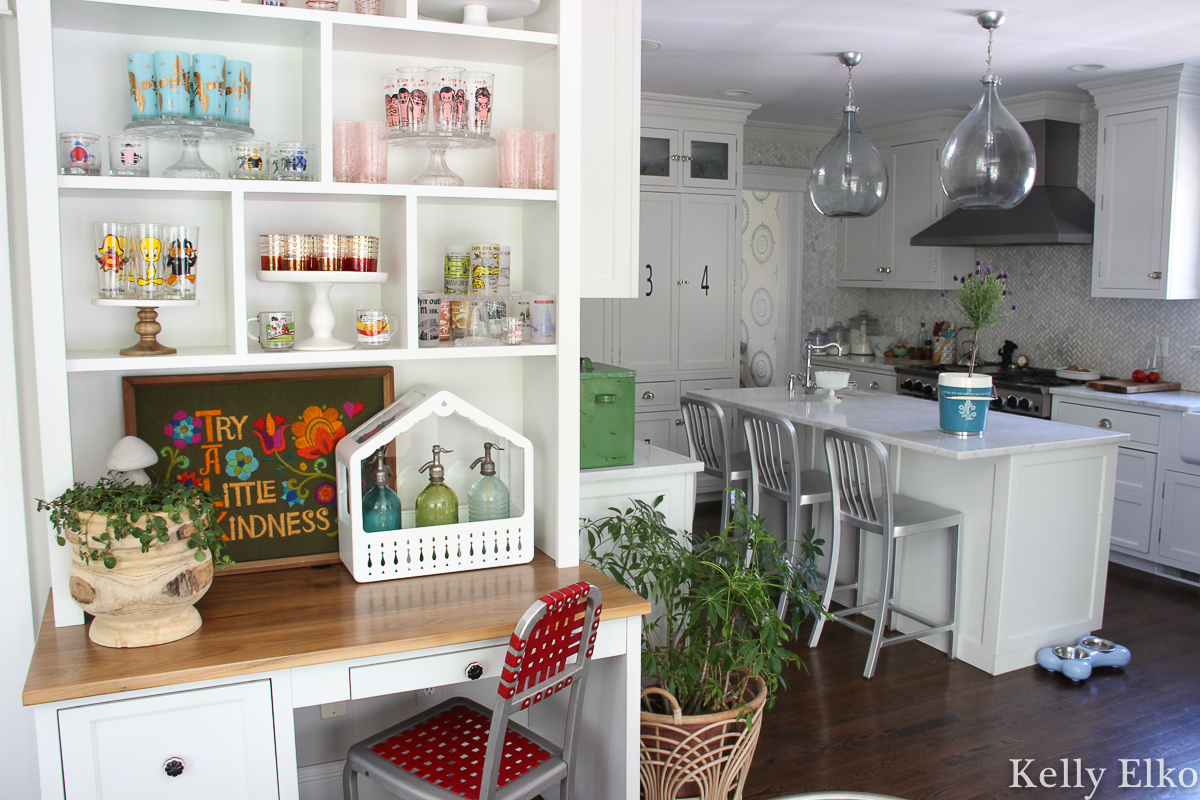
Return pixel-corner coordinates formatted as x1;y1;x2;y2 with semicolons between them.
1085;379;1182;393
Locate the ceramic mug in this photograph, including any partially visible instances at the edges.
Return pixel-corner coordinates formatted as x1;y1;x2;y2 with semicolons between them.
248;311;295;351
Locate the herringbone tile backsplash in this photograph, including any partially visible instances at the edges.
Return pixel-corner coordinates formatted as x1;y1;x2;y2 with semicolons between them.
746;123;1200;390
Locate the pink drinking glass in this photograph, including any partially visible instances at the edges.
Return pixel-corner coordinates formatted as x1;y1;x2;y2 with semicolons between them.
530;131;555;189
357;120;388;184
333;120;359;182
497;128;532;189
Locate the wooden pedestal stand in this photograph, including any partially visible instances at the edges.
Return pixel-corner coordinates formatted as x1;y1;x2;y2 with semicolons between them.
93;298;199;356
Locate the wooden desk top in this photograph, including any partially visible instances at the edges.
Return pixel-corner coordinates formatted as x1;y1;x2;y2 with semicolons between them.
23;552;649;706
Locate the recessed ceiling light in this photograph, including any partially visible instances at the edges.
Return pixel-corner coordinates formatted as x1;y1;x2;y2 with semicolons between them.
1068;63;1108;72
721;89;751;97
641;39;662;52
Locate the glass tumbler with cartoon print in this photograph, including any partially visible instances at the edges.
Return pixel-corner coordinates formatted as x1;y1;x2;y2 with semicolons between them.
465;72;494;135
429;66;465;133
93;222;130;298
162;225;199;299
396;67;430;132
128;222;166;300
109;134;149;177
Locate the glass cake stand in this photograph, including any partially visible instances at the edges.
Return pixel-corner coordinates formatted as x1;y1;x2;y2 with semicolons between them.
125;118;254;179
388;130;495;186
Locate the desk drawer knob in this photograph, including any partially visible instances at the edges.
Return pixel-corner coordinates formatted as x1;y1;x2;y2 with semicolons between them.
465;662;484;680
1098;418;1113;429
164;757;185;778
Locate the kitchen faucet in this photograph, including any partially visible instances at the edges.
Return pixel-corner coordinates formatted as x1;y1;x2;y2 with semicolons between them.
791;341;846;396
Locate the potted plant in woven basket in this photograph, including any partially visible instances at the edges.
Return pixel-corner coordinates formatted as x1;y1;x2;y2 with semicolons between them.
37;475;232;648
582;491;825;800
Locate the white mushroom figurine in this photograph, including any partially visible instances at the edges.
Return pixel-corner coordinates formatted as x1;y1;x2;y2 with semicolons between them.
106;436;158;485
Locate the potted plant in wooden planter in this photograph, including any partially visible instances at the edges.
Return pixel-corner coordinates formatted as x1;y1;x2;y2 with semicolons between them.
37;475;232;648
582;492;825;800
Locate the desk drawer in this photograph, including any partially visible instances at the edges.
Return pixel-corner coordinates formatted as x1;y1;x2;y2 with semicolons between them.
351;644;508;700
1055;402;1160;446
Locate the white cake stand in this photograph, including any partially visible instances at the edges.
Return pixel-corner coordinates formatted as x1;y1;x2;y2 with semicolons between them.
417;0;539;25
93;298;199;356
257;271;388;351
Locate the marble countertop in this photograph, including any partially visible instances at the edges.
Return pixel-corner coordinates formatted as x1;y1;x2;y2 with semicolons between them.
810;354;908;371
688;386;1128;460
579;444;703;482
1050;385;1200;412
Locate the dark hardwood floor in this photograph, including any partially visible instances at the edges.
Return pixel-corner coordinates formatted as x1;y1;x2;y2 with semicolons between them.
690;501;1200;800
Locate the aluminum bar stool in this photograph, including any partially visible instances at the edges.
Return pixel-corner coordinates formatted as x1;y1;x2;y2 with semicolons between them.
681;394;753;531
741;409;833;617
343;582;602;800
815;429;962;679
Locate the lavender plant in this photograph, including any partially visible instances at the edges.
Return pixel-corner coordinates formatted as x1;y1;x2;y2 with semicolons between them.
943;260;1015;375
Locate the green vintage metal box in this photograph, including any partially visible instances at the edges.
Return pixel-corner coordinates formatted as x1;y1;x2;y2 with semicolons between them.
580;357;635;469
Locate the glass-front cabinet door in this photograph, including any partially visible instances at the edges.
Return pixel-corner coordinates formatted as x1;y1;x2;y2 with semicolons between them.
682;130;737;190
640;127;679;187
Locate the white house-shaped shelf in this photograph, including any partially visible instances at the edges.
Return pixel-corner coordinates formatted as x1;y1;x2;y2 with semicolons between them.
335;384;534;583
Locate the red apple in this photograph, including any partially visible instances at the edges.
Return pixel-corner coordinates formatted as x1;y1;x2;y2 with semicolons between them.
1148;372;1161;383
1132;369;1148;382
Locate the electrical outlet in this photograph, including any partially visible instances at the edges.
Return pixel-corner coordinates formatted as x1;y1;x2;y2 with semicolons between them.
320;701;347;719
423;687;436;696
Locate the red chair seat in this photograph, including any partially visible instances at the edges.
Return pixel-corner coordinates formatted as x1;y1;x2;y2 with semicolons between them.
368;703;553;800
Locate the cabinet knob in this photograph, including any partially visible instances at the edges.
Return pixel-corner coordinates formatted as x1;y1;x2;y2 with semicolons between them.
1148;271;1162;279
876;267;891;274
642;390;655;400
465;662;484;680
1098;418;1113;429
163;757;186;778
675;418;685;425
676;280;689;285
869;381;879;390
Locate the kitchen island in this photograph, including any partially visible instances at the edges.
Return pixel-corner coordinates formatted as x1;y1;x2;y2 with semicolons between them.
688;386;1128;675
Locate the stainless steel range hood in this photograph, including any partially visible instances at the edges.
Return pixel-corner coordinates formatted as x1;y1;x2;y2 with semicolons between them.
910;119;1094;247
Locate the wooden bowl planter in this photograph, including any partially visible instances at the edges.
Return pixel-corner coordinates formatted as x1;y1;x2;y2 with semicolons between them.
639;678;767;800
66;511;214;648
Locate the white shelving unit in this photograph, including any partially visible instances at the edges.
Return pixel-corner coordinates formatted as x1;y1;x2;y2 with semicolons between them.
17;0;593;629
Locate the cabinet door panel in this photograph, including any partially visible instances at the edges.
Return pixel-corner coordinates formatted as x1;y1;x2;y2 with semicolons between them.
634;410;675;451
1160;470;1200;568
1095;107;1168;293
617;194;677;372
887;139;940;285
641;127;680;187
838;213;883;284
58;681;278;800
677;193;736;372
682;131;738;190
1112;491;1154;553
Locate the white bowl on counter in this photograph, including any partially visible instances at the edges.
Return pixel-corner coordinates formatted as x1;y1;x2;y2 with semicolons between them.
814;370;850;403
1055;367;1101;381
869;334;897;357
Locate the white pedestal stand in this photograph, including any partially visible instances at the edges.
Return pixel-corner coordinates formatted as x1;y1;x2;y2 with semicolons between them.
257;271;388;351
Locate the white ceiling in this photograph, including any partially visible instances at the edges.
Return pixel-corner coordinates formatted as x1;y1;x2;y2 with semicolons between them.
640;0;1200;127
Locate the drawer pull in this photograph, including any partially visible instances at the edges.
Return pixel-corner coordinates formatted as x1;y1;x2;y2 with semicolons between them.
465;662;484;681
1098;418;1113;429
869;381;879;390
642;391;655;400
594;394;616;404
164;757;186;778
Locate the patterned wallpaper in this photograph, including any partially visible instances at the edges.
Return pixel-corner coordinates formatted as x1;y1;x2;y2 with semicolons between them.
740;191;783;387
745;123;1200;390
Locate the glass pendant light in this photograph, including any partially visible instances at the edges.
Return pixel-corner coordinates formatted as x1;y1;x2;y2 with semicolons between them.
808;52;888;218
941;10;1037;209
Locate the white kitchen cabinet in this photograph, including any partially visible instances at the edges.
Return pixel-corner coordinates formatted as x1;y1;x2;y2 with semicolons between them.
57;681;279;800
640;127;740;191
1084;64;1200;299
15;0;607;628
846;365;897;394
1159;470;1200;569
836;114;974;290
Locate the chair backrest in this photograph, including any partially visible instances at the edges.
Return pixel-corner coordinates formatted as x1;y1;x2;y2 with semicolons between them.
742;409;800;512
680;394;732;481
478;582;602;799
823;428;893;535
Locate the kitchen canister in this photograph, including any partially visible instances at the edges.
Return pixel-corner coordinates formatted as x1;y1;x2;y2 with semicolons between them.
937;373;993;437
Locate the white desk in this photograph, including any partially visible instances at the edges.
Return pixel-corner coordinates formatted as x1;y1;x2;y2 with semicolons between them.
24;554;649;800
580;445;704;532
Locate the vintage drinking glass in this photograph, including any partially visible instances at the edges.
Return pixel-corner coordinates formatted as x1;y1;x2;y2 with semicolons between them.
161;225;199;299
109;135;149;177
93;222;130;298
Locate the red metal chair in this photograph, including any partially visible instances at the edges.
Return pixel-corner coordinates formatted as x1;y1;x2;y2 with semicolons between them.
343;582;603;800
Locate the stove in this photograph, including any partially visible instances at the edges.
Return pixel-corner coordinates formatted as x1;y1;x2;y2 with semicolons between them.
894;363;1088;419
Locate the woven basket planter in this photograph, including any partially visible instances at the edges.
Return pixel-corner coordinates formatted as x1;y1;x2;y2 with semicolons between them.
639;676;768;800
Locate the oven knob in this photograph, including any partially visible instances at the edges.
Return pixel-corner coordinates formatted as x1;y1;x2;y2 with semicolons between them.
990;397;1005;410
902;379;914;391
912;380;923;392
922;384;936;398
1005;395;1019;409
1016;397;1032;411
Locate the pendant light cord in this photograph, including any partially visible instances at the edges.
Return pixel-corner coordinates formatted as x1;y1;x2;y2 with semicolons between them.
986;27;995;77
845;64;855;107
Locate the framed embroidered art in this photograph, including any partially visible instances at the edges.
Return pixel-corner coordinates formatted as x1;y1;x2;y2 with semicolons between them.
123;367;395;574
